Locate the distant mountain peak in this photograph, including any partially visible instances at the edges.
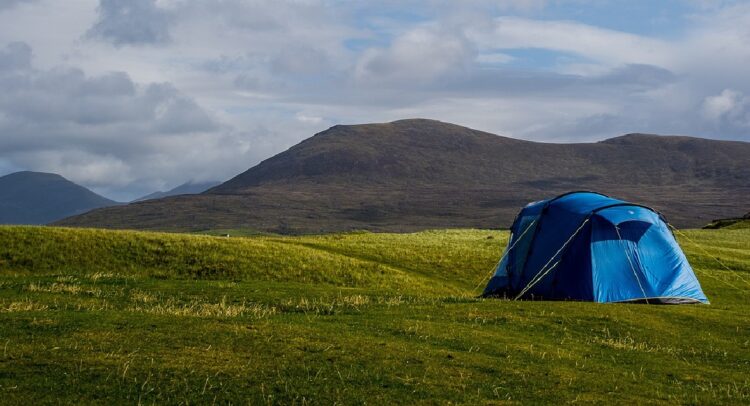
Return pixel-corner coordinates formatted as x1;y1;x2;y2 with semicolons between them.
340;118;494;132
211;119;523;194
134;180;221;202
0;171;118;225
334;118;450;128
4;170;66;180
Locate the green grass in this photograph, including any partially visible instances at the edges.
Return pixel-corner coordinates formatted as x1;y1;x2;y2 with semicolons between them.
0;226;749;404
723;220;750;230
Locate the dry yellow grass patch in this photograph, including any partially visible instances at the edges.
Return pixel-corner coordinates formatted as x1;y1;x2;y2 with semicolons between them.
129;297;277;318
129;289;158;303
0;299;49;312
26;282;104;297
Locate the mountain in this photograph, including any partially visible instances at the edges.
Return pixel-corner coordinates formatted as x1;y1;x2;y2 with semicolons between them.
0;171;118;225
57;119;750;233
134;181;221;202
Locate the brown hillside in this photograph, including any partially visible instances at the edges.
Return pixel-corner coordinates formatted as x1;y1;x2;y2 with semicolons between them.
57;119;750;232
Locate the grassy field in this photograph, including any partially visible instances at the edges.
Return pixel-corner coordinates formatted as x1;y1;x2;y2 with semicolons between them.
0;226;749;404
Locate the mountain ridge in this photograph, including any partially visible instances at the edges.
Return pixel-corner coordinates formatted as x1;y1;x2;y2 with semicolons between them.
58;119;750;232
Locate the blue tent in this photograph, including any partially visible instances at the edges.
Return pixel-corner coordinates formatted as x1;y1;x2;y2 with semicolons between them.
483;191;708;304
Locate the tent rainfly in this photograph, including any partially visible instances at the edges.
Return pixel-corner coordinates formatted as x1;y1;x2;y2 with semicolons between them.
483;191;708;304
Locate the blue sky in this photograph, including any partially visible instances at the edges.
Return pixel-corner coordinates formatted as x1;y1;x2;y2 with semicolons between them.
0;0;749;200
536;1;694;36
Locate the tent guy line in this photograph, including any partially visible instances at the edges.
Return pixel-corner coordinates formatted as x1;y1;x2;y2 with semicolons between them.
668;223;750;290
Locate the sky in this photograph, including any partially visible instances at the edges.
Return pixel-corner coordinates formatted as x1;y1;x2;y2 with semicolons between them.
0;0;749;201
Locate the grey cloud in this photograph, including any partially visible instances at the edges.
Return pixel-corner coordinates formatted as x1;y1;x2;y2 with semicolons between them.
0;67;218;140
2;67;150;126
267;62;678;110
76;71;135;97
521;113;644;142
146;83;219;134
233;73;262;90
435;68;578;95
0;41;31;70
199;55;263;74
0;0;35;11
87;0;172;46
0;42;232;199
271;47;331;75
391;61;678;98
592;64;677;89
521;86;750;143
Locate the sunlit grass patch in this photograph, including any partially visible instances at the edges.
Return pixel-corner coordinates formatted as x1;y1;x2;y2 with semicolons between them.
281;294;371;314
129;289;159;304
128;296;277;319
25;282;105;298
0;298;49;312
590;334;683;355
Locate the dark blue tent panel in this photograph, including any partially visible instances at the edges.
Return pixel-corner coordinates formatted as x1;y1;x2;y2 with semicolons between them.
483;192;708;304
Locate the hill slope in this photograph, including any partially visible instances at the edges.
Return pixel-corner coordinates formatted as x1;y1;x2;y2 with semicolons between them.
133;180;221;202
705;212;750;229
0;171;118;224
58;119;750;232
0;225;748;403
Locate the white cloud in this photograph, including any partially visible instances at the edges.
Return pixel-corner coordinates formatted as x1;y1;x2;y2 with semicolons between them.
701;89;750;128
702;89;742;119
355;25;473;85
468;17;674;68
476;52;514;65
295;113;325;124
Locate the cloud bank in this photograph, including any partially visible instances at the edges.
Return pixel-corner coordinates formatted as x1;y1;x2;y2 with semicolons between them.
0;0;748;199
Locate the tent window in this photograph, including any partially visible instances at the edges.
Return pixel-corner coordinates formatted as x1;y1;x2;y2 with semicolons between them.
617;220;652;243
592;220;652;243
